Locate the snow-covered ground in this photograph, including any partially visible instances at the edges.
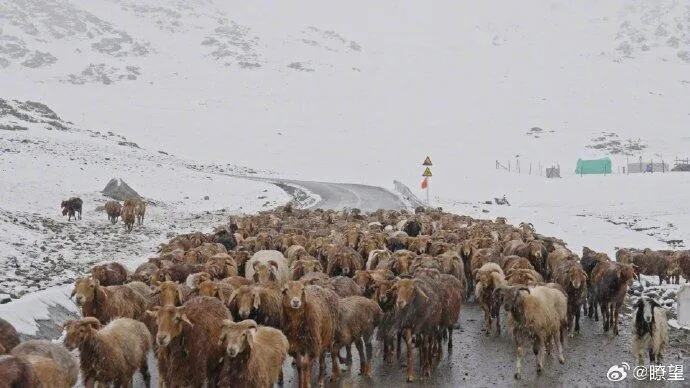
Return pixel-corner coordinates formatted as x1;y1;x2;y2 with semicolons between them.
0;98;289;299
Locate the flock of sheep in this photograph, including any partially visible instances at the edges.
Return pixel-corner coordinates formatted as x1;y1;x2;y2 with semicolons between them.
61;196;147;232
2;204;689;387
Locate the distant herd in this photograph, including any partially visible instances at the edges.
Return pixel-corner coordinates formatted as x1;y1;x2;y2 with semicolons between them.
2;204;689;387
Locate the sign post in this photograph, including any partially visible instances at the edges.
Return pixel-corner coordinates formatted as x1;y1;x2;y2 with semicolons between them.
421;157;433;205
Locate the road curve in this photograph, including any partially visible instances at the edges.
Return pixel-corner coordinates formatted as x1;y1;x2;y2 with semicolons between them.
264;178;407;212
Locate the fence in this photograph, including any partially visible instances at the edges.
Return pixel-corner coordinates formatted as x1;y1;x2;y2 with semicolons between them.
496;159;559;178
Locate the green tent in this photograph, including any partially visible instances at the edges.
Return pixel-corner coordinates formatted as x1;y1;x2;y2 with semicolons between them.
575;158;612;175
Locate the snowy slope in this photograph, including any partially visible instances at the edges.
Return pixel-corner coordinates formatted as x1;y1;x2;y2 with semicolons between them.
0;98;289;299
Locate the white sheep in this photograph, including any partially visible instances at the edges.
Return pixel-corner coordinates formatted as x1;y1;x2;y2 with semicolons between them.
245;250;289;286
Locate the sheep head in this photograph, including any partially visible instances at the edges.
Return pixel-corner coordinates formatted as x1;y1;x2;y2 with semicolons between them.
71;277;99;306
149;305;193;347
198;280;218;298
155;281;183;307
63;317;101;350
232;286;258;319
281;281;306;310
252;261;278;285
393;278;428;311
219;319;258;358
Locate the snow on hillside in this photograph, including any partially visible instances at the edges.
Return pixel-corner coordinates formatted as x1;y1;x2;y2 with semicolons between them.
0;97;289;299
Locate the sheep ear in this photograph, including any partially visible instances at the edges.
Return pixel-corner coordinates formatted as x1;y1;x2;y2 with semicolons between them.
70;288;76;298
268;260;278;269
253;261;260;270
649;300;661;308
146;309;158;319
165;274;172;282
252;290;261;310
83;317;101;330
93;279;100;287
246;328;256;350
218;331;227;346
227;290;238;305
179;313;193;327
415;285;429;301
177;288;185;305
634;299;644;309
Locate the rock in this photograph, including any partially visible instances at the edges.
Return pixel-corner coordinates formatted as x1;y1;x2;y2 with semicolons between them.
0;294;11;304
102;178;141;201
203;195;209;200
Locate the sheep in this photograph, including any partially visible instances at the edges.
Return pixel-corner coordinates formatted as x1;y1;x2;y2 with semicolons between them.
581;247;610;318
124;197;146;226
0;318;20;355
335;296;383;377
330;276;364;297
198;280;236;305
290;258;323;280
63;317;151;387
11;340;78;387
430;273;464;349
285;244;309;266
592;261;636;335
104;200;122;224
632;298;668;365
152;281;189;307
506;268;544;286
150;263;204;285
149;296;230;387
388;249;415;276
204;253;238;279
213;228;237;251
61;197;82;221
91;261;129;286
352;269;394;297
551;260;587;336
498;285;567;379
130;261;159;284
545;244;575;280
221;275;253;289
474;263;506;335
245;250;289;286
632;249;670;285
0;354;39;387
228;285;283;328
515;240;548;277
281;281;341;387
71;277;149;323
667;251;683;284
326;246;363;277
402;219;422;237
502;255;535;274
392;277;443;381
218;319;289;388
366;249;391;270
121;201;136;232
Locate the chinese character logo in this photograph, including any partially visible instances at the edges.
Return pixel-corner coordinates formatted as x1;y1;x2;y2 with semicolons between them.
607;362;630;382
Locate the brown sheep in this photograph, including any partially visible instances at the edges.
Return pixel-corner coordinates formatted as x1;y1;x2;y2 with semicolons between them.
389;249;416;276
370;278;398;363
130;261;159;284
63;317;151;387
61;197;83;221
678;250;690;282
499;285;567;379
514;240;548;277
228;285;283;328
506;268;544;286
592;261;636;335
545;244;575;280
330;276;364;297
149;296;230;387
71;278;149;323
204;253;238;279
91;261;129;286
632;249;670;285
285;244;309;266
667;251;683;284
0;318;20;355
552;260;587;336
152;281;189;307
502;255;534;274
392;277;442;381
0;354;39;387
121;201;136;232
581;247;611;318
474;263;506;335
221;275;253;289
218;319;289;388
124;197;146;226
335;296;383;377
150;263;204;285
352;269;395;297
290;258;324;280
198;280;235;305
11;340;78;387
326;246;363;277
366;249;392;270
428;273;464;349
281;281;341;387
104;200;122;224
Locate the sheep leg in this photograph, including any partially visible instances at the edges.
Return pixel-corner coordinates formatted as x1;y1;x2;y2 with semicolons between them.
140;358;151;388
278;370;284;386
396;331;402;361
404;329;415;382
317;351;326;386
364;336;373;376
330;346;341;380
574;304;581;334
601;303;608;332
555;333;565;364
535;340;545;375
447;327;453;350
613;304;620;336
354;337;368;376
514;344;524;380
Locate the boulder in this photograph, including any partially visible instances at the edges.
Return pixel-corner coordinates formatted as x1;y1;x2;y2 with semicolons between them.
102;178;141;201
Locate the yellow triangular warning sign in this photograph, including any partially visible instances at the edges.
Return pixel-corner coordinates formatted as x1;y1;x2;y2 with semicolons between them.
422;156;433;166
422;167;433;177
